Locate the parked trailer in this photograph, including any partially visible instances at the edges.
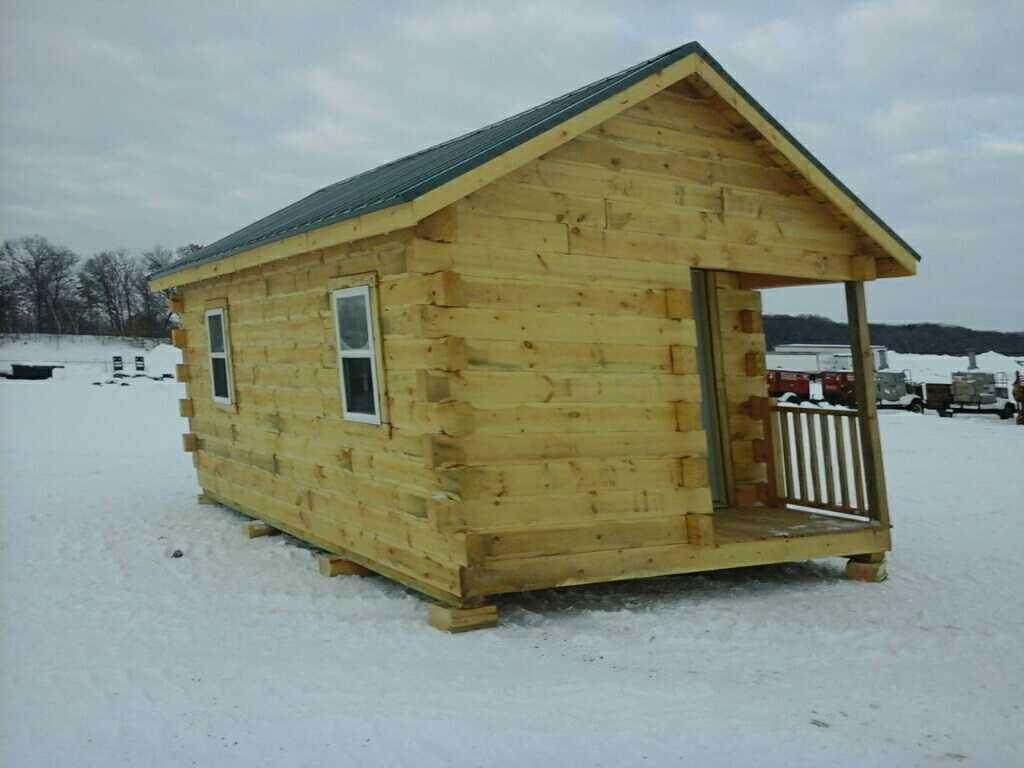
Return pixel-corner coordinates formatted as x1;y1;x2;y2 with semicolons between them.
1;364;64;380
1014;373;1024;425
933;371;1017;420
770;344;890;371
766;367;921;411
765;352;830;373
820;369;924;412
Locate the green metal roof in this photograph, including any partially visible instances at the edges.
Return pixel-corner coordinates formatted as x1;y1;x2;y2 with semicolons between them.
151;41;919;282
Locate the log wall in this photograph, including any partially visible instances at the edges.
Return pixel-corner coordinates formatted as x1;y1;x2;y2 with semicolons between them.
176;81;854;601
176;231;470;603
407;83;851;594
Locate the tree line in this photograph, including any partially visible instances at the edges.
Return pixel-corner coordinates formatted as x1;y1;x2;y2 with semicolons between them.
0;236;201;338
765;314;1024;357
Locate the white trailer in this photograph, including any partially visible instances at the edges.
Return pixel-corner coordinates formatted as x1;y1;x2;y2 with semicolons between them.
771;343;890;371
765;351;829;373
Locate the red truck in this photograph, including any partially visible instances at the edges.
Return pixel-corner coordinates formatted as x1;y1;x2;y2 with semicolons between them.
821;371;856;407
765;369;813;402
767;369;925;412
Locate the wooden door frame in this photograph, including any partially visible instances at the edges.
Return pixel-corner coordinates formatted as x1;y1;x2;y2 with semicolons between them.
692;269;736;508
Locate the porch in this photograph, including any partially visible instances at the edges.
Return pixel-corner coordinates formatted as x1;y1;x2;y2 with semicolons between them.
705;278;893;577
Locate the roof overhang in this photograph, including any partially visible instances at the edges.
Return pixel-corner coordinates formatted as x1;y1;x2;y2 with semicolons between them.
151;44;918;291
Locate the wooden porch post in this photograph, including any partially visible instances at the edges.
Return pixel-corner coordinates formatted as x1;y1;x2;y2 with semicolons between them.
844;281;890;529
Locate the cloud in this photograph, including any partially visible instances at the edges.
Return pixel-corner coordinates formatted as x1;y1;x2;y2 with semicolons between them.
730;18;812;75
0;1;1021;330
982;141;1024;156
895;147;952;166
277;122;376;156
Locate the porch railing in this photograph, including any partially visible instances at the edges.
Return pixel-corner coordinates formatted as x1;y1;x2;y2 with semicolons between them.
766;405;871;517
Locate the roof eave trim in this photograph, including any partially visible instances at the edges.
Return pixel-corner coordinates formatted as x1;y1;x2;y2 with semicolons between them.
152;42;920;290
150;48;705;290
691;56;920;271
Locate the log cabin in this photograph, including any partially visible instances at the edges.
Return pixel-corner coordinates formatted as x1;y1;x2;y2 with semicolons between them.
151;42;919;632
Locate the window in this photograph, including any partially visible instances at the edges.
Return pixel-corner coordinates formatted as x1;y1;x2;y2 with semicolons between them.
332;285;381;424
204;308;234;405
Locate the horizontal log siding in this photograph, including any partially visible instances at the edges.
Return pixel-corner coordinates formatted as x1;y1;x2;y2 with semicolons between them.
176;231;468;600
173;83;860;601
714;274;771;500
416;86;850;588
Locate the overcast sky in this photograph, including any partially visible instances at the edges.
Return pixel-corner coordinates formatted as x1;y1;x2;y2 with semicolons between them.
2;1;1021;331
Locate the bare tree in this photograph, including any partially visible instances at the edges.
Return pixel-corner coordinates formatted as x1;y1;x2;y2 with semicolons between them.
1;237;204;337
0;247;21;333
175;243;203;261
79;249;138;336
134;245;177;336
2;236;79;333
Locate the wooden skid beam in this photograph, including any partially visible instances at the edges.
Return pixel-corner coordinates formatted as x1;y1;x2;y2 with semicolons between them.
318;555;371;577
197;493;215;505
845;557;887;582
244;521;281;539
182;433;198;453
201;491;464;606
428;603;499;633
175;363;190;382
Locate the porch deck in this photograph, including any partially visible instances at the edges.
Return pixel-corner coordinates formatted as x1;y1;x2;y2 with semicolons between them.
714;505;880;545
466;505;889;599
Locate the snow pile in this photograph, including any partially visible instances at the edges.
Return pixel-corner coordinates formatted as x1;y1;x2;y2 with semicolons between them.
0;333;164;363
0;334;180;377
2;373;1023;765
142;344;182;377
889;350;1023;385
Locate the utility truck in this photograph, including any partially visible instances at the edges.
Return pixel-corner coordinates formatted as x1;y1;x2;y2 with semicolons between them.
923;371;1016;419
817;369;924;412
1014;372;1024;425
766;344;923;412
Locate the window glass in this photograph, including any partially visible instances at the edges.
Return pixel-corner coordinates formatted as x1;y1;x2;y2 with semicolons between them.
342;357;376;415
205;308;233;405
207;313;224;354
337;294;369;351
211;358;229;400
331;285;381;424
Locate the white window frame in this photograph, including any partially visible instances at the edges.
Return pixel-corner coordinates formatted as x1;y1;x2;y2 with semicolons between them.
204;307;234;406
331;285;382;425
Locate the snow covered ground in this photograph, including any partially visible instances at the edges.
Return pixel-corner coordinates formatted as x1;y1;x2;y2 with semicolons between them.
2;351;1023;767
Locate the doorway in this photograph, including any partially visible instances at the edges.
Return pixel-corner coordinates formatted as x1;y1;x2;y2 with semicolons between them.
691;269;730;507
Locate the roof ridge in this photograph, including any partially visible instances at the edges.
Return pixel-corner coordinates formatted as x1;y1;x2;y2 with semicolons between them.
154;42;703;277
151;39;920;284
317;40;701;199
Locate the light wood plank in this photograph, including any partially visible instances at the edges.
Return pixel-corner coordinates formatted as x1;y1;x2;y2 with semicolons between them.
845;281;891;526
